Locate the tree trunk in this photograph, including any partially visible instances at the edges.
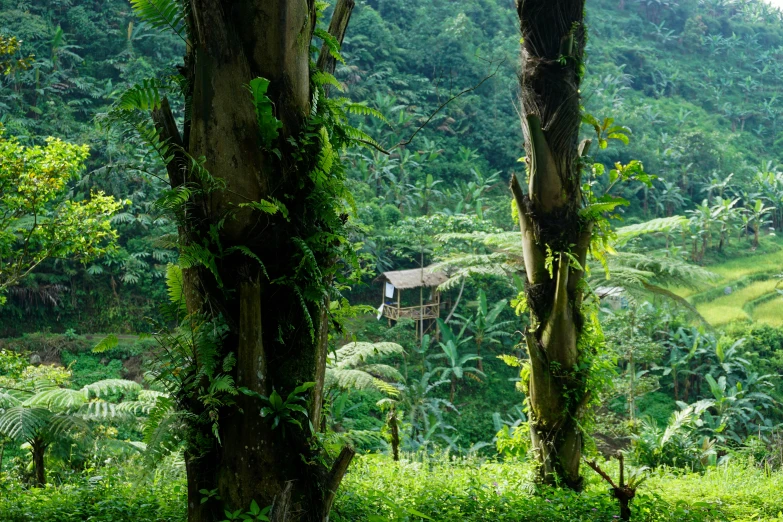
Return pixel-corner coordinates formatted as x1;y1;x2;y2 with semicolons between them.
387;407;400;462
162;1;356;520
31;440;46;487
512;0;589;490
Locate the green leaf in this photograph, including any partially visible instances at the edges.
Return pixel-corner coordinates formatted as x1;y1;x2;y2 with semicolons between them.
92;334;119;353
269;390;283;410
247;78;283;149
130;0;187;41
607;132;630;145
291;381;315;396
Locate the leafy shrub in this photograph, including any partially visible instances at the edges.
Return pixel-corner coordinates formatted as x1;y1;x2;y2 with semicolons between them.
331;454;752;522
0;463;186;522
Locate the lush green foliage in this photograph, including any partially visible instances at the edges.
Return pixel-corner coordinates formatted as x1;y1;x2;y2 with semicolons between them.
2;0;783;518
333;455;783;521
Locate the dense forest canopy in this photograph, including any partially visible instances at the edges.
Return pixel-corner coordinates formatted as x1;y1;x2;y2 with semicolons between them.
2;0;783;520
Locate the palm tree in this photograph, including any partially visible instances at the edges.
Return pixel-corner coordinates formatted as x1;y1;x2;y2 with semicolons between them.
431;319;483;402
409;173;444;215
701;172;734;204
448;167;502;218
687;200;719;262
393;370;455;441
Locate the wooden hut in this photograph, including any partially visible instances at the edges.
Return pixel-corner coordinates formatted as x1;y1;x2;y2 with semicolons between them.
376;265;448;338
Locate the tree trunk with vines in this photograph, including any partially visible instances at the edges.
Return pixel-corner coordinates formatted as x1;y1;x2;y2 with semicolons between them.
512;0;590;490
157;1;356;520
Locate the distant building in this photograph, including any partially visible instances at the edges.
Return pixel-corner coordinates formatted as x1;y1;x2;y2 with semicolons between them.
594;286;628;310
375;265;448;338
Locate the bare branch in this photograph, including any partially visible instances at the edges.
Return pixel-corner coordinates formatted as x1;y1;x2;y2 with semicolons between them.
392;59;505;151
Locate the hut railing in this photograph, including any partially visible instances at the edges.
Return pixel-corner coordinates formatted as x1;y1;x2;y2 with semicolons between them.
383;303;440;321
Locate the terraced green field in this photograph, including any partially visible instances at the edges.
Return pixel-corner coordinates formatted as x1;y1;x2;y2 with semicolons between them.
685;240;783;327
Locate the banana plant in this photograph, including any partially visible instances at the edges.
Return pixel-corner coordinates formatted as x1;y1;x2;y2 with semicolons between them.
431;319;484;401
456;289;513;372
702;373;775;444
746;198;774;247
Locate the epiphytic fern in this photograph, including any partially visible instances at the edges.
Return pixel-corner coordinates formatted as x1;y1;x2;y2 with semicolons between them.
130;0;187;42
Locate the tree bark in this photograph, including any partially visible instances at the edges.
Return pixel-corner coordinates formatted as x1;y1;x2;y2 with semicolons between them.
512;0;589;490
170;1;355;520
31;440;45;487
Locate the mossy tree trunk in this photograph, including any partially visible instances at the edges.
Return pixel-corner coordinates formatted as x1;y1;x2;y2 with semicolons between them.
154;1;356;520
512;0;591;490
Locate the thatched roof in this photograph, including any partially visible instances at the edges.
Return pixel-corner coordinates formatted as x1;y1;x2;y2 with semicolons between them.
376;265;448;290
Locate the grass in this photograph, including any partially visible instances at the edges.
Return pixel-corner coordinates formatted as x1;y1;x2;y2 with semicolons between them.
753;295;783;327
668;237;783;326
696;280;781;326
334;454;783;521
706;247;783;284
3;454;783;521
644;462;783;522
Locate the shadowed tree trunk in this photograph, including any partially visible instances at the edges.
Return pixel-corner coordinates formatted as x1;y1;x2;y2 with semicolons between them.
153;1;356;520
31;439;46;487
511;0;591;490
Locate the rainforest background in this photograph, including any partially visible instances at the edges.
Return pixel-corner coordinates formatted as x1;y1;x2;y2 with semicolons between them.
2;0;783;520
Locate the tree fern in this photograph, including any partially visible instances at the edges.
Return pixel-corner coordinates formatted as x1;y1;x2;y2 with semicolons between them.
330;342;404;369
344;103;389;125
76;401;127;421
115;78;166;111
615;216;688;247
82;379;142;399
24;388;87;411
165;263;187;314
326;342;405;396
92;334;119;354
0;407;51;441
0;391;21;408
47;413;89;439
436;217;713;312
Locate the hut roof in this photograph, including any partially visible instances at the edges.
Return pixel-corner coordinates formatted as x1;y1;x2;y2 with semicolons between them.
377;265;448;290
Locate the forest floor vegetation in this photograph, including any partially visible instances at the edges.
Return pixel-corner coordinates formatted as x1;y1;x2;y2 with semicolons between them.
2;455;782;522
